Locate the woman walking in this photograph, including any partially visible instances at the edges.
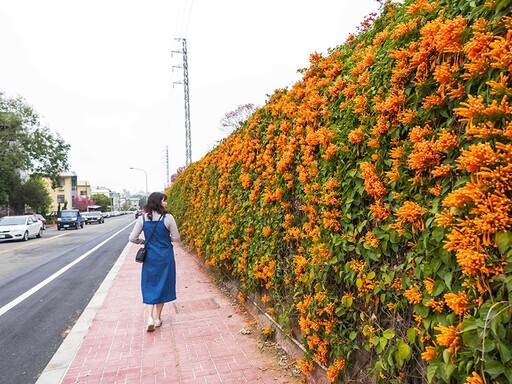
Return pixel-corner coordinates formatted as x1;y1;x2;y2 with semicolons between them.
129;192;180;331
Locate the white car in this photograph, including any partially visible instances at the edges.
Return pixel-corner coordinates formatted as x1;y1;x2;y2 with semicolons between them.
0;215;44;242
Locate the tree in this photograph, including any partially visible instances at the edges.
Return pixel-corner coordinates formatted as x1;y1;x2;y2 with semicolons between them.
10;176;52;214
92;193;111;212
72;196;95;211
0;92;70;203
170;166;186;183
218;103;258;134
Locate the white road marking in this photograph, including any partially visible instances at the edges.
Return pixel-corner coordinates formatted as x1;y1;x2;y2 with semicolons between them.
0;222;134;317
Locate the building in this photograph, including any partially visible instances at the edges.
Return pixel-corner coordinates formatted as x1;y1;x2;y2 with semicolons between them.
77;180;92;198
46;171;78;212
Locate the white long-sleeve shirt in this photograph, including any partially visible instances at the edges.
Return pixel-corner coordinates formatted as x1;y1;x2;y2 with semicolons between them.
129;212;180;245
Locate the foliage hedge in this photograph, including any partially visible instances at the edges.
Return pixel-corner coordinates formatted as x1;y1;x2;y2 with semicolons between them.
167;0;512;382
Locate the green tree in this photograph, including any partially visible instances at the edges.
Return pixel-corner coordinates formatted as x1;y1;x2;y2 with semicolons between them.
92;193;111;212
10;176;52;214
0;92;70;203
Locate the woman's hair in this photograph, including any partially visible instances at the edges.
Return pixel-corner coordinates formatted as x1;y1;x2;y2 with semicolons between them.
144;192;167;220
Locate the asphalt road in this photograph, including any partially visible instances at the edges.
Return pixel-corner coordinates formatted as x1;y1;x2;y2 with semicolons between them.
0;214;136;384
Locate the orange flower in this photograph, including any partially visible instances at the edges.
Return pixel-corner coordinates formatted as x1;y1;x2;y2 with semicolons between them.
426;299;445;313
404;286;423;304
454;95;486;121
261;294;271;303
429;185;443;196
444;291;469;315
433;61;455;84
422;94;445;109
407;0;437;14
436;129;460;151
370;202;391;221
434;323;462;353
421;345;437;361
456;249;488;276
363;231;380;248
407;140;441;173
360;162;386;200
297;359;314;376
395;201;426;232
431;164;452;178
326;357;346;382
465;371;484;384
424;278;436;295
457;143;498;172
462;30;493;79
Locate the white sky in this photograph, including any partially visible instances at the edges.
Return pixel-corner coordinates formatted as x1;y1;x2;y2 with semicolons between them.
0;0;380;194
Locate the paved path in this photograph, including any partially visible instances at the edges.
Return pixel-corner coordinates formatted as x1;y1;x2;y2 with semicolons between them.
37;242;301;384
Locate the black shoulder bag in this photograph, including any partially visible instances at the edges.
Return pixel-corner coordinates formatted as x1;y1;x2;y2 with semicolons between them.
135;214;164;263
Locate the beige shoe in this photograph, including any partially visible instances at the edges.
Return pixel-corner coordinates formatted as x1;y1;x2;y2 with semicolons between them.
146;318;155;332
154;319;162;327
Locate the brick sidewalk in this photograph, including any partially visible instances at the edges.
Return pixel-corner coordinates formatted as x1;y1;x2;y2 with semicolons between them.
37;242;301;384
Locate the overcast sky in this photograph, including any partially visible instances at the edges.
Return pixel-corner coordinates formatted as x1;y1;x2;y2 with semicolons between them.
0;0;380;194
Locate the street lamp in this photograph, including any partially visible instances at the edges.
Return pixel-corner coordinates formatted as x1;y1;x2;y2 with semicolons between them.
129;167;148;197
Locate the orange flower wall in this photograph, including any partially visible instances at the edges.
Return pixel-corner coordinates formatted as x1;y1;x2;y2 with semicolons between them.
168;1;512;383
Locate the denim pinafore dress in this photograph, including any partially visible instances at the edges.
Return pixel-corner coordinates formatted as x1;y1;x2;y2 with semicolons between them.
141;214;176;304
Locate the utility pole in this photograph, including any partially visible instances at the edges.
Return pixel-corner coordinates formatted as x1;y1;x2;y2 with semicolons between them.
172;38;192;166
164;145;169;188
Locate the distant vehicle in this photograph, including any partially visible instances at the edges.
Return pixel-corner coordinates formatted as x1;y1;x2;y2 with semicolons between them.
83;211;105;224
0;215;43;242
135;210;143;219
57;209;85;230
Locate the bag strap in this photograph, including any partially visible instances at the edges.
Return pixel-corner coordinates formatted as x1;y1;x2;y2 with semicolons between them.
143;214;164;245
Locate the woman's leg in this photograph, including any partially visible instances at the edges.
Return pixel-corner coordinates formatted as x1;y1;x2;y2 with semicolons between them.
154;303;164;326
145;304;155;331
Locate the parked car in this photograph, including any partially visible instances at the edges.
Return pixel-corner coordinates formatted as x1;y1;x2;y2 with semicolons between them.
0;215;43;242
83;211;105;224
57;209;85;230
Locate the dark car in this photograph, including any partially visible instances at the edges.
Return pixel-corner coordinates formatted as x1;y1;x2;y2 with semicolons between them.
135;210;143;219
57;209;85;230
83;211;105;224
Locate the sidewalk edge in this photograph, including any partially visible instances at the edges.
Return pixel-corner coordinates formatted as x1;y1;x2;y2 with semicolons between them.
35;242;132;384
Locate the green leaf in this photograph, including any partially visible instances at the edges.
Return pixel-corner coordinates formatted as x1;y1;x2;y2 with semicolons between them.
427;363;438;383
433;280;446;297
445;364;457;378
349;331;358;341
444;272;453;290
383;329;395;339
378;337;388;352
497;342;512;364
432;227;445;242
497;231;512;254
407;328;417;343
485;360;505;378
395;340;412;368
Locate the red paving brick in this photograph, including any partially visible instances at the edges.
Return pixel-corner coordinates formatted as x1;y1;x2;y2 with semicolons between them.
38;242;301;383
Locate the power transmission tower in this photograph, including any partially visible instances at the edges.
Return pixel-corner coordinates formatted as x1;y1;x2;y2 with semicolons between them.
164;145;169;188
172;38;192;166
